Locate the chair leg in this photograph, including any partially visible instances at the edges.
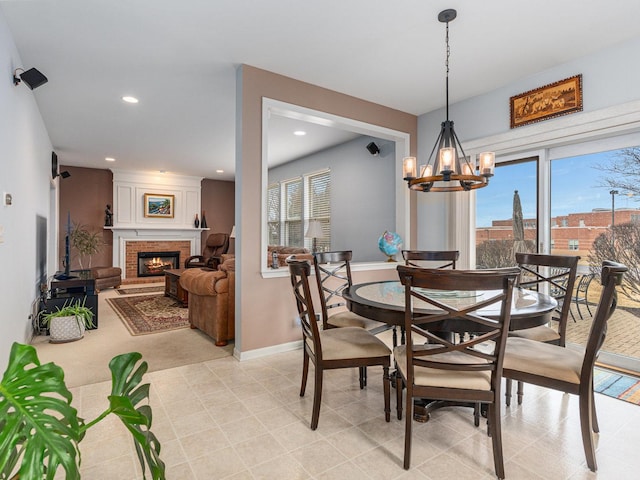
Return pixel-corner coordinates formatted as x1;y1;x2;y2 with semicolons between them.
383;365;390;422
488;403;505;480
396;374;403;420
358;366;367;388
300;350;309;397
579;390;597;471
590;387;599;433
403;387;413;470
310;366;324;431
505;378;512;407
517;380;524;405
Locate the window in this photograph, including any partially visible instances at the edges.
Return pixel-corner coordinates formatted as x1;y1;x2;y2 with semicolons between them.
632;214;640;224
568;239;579;250
267;183;281;246
284;178;303;246
268;169;331;250
305;170;331;252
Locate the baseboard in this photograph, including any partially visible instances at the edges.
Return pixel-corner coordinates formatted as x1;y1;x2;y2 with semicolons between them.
234;339;302;361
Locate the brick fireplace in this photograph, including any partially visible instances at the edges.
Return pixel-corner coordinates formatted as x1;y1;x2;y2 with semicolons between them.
111;227;203;282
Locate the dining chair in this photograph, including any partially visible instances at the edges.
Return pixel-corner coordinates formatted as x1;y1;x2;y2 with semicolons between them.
313;250;385;387
313;250;383;331
401;250;459;269
395;265;519;476
503;260;627;472
572;272;596;320
505;253;579;406
397;250;460;346
287;258;391;430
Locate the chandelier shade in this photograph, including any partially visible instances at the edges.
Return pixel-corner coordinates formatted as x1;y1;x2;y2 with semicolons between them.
403;8;495;193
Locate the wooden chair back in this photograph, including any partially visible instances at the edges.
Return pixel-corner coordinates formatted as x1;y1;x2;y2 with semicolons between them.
581;261;627;377
402;250;459;269
313;250;355;329
515;252;579;345
287;258;323;360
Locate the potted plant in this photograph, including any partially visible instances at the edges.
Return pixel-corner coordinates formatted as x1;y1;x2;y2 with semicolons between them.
0;342;165;479
40;298;95;343
69;222;102;270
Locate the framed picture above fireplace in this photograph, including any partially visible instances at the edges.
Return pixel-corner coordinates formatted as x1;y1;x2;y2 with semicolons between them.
144;193;175;218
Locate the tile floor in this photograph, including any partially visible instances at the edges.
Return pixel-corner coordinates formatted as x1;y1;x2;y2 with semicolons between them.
70;349;640;479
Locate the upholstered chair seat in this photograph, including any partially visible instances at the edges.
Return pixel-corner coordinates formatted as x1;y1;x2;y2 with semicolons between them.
394;345;492;391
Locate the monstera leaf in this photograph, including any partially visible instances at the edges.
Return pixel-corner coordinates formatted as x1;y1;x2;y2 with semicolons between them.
103;352;164;479
0;344;165;479
0;342;82;479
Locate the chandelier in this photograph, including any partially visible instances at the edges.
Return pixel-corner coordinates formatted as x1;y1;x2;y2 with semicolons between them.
402;9;495;192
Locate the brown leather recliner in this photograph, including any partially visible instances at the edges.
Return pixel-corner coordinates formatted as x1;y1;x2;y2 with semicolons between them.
179;259;235;346
184;233;229;269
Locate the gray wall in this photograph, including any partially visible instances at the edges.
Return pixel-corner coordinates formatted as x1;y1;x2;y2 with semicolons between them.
269;136;396;262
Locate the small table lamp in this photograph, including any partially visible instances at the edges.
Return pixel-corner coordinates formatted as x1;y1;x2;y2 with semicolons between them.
305;220;323;253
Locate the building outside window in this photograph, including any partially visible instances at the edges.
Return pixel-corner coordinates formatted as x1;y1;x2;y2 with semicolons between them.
568;239;579;250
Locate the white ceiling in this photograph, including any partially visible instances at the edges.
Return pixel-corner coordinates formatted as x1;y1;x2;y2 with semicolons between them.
3;1;640;180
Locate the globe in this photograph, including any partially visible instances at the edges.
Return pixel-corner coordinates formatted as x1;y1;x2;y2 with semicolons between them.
378;231;403;262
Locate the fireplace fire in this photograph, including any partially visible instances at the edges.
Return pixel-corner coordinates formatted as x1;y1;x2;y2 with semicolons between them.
137;251;180;277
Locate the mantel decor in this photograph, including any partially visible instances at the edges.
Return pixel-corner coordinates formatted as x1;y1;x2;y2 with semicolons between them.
144;193;175;218
510;74;583;128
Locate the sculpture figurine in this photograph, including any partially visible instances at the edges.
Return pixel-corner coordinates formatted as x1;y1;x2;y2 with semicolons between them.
104;204;113;227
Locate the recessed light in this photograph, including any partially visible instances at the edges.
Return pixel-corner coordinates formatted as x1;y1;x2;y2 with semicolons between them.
122;96;139;104
105;157;115;162
216;169;224;174
293;130;306;136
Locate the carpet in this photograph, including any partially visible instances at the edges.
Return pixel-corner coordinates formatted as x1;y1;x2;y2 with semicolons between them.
116;285;165;295
594;367;640;405
106;294;189;335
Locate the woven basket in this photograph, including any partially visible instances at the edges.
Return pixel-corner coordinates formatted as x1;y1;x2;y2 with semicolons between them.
49;315;86;343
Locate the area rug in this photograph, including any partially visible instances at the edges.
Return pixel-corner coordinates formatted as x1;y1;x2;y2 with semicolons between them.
594;367;640;406
116;285;165;295
106;294;189;335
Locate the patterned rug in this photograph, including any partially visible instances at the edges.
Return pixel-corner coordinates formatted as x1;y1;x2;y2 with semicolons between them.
106;294;189;335
594;367;640;405
116;285;165;295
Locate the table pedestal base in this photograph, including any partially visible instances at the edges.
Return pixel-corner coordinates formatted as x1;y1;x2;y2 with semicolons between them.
413;399;485;425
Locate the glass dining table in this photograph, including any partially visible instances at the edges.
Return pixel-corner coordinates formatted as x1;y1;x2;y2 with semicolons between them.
342;280;558;422
343;280;557;333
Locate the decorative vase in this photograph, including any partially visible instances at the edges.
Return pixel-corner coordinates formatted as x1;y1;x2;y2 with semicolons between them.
201;211;208;229
194;214;200;228
49;315;85;343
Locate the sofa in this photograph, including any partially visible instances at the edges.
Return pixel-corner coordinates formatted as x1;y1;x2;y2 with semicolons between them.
267;245;313;268
179;258;234;346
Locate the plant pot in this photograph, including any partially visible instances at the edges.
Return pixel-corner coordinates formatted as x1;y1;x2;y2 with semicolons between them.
49;315;86;343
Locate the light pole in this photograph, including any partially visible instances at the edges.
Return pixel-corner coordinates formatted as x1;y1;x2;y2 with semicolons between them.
610;189;619;245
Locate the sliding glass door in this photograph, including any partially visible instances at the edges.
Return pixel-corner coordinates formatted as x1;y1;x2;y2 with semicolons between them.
551;148;640;372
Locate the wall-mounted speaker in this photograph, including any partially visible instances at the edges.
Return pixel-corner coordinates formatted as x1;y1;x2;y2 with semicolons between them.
366;142;380;155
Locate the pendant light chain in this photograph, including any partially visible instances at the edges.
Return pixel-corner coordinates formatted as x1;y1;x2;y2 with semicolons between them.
445;19;450;121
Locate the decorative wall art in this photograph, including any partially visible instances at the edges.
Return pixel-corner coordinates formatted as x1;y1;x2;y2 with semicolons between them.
143;193;175;218
510;74;583;128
